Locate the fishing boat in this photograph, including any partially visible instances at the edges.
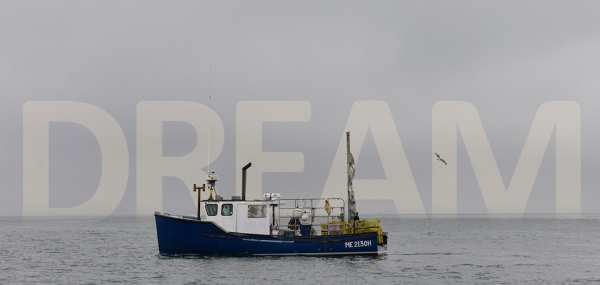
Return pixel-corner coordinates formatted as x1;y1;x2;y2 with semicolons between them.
154;132;388;256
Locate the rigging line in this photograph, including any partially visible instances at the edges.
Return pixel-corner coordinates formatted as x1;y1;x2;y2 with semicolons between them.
208;63;212;173
210;63;214;172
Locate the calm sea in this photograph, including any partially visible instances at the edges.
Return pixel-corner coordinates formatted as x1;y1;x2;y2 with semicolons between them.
1;214;599;284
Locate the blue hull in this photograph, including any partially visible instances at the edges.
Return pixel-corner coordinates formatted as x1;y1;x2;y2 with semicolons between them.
155;213;384;256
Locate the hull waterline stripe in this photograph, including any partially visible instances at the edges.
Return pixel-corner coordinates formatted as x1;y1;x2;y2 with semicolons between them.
253;251;380;256
242;238;294;244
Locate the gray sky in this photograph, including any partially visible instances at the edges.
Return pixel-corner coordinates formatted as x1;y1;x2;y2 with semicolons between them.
1;1;599;216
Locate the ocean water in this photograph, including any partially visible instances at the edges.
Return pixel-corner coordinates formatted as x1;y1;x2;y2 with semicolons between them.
1;214;599;284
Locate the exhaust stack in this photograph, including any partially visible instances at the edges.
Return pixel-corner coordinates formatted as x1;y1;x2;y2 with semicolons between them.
242;162;252;200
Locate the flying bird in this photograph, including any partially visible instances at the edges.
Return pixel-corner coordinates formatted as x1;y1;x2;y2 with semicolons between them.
434;152;447;165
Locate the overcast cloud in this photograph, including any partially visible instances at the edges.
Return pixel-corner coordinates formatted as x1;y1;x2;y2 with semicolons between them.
1;1;599;216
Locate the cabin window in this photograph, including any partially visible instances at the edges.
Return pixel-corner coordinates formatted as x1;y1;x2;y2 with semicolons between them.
221;204;233;216
205;204;218;216
247;205;267;218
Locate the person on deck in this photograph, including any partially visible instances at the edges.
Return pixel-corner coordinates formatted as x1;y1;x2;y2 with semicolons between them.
288;217;300;231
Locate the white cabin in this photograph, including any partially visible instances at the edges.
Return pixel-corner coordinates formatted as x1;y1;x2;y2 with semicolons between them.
202;200;274;235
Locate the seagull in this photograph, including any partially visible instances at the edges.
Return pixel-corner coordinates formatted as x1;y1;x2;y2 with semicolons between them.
434;152;447;165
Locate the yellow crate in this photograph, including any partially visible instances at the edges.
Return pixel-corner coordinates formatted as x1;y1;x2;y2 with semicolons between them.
353;219;384;244
320;221;348;235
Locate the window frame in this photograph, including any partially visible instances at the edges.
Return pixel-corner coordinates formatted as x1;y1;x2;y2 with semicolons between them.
205;204;218;216
221;204;233;216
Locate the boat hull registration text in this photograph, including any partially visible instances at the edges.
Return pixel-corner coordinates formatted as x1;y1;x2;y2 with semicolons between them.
345;240;372;248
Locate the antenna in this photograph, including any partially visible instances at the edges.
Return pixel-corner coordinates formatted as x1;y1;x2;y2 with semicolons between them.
208;63;212;173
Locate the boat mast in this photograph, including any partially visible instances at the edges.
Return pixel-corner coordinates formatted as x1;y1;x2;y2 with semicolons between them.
347;132;357;233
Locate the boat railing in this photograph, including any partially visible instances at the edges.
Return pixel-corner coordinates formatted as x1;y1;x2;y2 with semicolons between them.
274;197;347;236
